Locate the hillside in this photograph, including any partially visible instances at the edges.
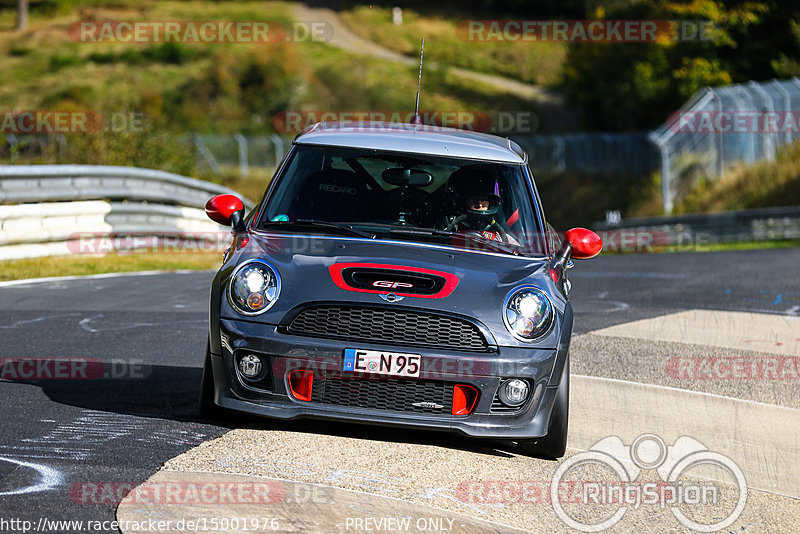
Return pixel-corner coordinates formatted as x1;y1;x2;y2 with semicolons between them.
0;0;548;195
672;140;800;214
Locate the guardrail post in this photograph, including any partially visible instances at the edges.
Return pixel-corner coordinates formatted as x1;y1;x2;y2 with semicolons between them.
234;133;249;178
554;136;565;172
269;134;285;166
192;134;222;175
649;132;672;214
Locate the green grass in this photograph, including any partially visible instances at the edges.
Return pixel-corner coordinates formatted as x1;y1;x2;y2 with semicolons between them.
0;1;540;129
627;139;800;218
0;0;543;187
0;252;222;281
673;140;800;214
338;6;566;86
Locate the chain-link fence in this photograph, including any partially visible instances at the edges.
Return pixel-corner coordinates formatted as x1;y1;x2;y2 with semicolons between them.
192;134;288;177
192;132;660;178
9;78;800;215
650;77;800;213
513;132;658;176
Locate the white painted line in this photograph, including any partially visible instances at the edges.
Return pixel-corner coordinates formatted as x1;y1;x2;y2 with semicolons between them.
591;309;800;356
0;269;209;288
116;470;526;534
0;456;62;495
573;373;800;411
570;374;800;498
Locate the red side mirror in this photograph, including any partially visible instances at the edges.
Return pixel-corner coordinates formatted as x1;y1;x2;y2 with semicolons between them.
565;228;603;259
205;194;244;226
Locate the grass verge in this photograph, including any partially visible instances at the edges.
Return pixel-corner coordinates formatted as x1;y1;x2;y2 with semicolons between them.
1;238;795;283
0;253;222;281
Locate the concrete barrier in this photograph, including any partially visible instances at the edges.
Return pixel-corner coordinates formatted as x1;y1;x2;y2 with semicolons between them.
0;165;254;260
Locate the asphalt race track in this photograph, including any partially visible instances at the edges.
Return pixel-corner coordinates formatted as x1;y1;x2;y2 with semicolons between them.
0;272;229;528
0;248;798;533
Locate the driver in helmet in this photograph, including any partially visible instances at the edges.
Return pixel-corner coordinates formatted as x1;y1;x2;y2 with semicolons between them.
441;165;520;246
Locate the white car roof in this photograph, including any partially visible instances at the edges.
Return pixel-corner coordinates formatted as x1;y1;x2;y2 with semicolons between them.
293;121;527;164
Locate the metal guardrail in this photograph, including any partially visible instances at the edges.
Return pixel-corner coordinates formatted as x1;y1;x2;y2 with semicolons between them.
594;206;800;247
0;165;252;260
0;164;253;208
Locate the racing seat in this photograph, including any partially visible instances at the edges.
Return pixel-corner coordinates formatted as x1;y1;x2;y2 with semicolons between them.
291;169;375;222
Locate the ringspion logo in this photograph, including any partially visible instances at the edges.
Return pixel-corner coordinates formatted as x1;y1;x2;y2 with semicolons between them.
550;434;746;532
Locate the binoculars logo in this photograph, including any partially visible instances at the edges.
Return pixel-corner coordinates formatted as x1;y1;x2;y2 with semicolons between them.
550;434;747;532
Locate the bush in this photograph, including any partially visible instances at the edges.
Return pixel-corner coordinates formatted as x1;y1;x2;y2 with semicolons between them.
49;54;86;70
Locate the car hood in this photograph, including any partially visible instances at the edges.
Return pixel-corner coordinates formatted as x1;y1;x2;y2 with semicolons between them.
220;232;566;347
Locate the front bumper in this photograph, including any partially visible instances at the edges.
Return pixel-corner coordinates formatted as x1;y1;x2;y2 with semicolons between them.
210;310;572;439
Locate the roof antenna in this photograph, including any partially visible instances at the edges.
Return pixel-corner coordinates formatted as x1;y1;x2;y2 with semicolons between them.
410;37;424;125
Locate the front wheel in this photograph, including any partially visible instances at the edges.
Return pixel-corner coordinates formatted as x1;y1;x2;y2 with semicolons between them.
516;356;569;459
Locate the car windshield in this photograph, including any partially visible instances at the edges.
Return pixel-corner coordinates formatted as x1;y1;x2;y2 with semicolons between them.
259;145;546;255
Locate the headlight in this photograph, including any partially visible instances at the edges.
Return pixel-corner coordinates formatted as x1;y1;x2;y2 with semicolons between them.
228;260;281;315
503;286;553;341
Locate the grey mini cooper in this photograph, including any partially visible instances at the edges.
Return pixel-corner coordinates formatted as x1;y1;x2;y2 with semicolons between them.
200;121;602;458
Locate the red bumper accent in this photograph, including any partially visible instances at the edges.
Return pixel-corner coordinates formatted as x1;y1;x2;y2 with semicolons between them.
288;370;314;401
452;384;479;415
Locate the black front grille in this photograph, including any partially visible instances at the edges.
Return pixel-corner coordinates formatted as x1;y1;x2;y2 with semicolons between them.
286;305;489;351
310;375;453;414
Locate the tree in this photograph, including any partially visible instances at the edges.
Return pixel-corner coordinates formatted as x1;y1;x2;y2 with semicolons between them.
561;0;781;131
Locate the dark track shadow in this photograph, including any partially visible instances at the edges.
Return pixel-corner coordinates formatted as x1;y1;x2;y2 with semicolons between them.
13;365;218;422
15;363;520;458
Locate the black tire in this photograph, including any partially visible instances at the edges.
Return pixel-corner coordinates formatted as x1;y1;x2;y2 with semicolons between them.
516;356;569;459
198;342;223;418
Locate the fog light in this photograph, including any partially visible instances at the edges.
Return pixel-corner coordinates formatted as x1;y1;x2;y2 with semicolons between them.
238;354;263;379
498;379;530;406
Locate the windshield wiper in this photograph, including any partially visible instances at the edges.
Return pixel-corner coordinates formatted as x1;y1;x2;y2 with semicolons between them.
377;225;521;256
261;219;376;239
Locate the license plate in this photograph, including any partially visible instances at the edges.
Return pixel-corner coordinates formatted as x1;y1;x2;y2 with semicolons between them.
343;348;421;377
